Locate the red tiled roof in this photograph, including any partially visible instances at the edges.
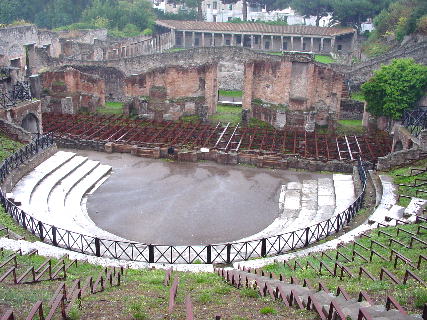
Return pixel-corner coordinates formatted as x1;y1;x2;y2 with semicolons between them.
156;20;355;37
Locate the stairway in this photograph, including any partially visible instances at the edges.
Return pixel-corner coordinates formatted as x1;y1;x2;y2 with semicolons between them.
11;151;123;241
217;268;420;320
238;174;355;242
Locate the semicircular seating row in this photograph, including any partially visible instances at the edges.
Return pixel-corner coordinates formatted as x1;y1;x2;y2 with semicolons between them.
12;151;125;241
238;173;356;242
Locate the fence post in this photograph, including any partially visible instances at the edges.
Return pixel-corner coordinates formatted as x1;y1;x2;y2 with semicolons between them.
21;211;27;230
52;226;57;246
226;244;231;264
207;245;212;264
95;238;101;257
261;238;267;257
336;216;341;232
149;245;154;263
305;227;310;247
38;221;44;240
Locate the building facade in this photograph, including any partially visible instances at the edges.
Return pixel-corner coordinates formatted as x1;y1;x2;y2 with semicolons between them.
156;20;356;54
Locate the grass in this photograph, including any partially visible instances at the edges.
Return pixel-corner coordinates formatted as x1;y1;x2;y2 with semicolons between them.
314;55;335;64
260;306;277;315
336;119;365;135
209;103;242;126
351;91;366;102
218;90;243;97
97;101;124;115
248;118;274;129
180;115;201;123
386;158;427;207
165;48;186;53
0;134;22;162
263;222;427;314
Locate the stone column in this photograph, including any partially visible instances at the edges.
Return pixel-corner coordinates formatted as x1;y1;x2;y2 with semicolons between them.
231;34;235;46
250;35;254;49
241;34;244;46
202;32;205;47
320;38;324;52
222;33;225;46
212;33;215;46
192;32;195;47
271;35;274;51
310;37;314;52
291;36;294;50
183;31;186;48
281;36;284;51
331;36;336;51
301;36;304;51
171;29;176;47
260;35;264;50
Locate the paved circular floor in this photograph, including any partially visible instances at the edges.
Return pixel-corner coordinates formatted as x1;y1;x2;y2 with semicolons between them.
65;149;330;245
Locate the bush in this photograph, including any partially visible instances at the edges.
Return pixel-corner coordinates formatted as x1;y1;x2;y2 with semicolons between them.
362;58;427;119
416;14;427;33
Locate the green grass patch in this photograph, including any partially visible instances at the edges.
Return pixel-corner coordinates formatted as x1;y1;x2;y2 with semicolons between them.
336;119;365;135
97;101;124;115
386;158;427;206
264;51;283;56
263;222;427;314
314;55;335;64
260;306;277;315
0;134;22;162
209;103;242;125
218;90;243;97
248;118;274;129
180;115;201;123
351;91;366;102
165;48;187;53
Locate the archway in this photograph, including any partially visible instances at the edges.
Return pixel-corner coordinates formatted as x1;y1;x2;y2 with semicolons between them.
21;113;39;134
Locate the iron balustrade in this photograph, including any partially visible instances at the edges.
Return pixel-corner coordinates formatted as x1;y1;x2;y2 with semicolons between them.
402;107;427;137
0;81;32;109
0;135;367;264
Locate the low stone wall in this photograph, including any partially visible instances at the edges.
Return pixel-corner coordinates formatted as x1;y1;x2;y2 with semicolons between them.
56;135;356;173
1;145;58;193
376;148;422;171
0;119;33;143
339;99;364;120
54;136;106;152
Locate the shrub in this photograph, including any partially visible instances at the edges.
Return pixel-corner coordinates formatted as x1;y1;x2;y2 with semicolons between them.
362;58;427;119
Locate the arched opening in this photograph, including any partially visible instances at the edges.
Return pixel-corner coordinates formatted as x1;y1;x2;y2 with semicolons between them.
394;140;403;152
407;140;414;149
21;113;39;134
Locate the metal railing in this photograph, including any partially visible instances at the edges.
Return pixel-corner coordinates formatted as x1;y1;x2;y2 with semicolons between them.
0;135;367;264
402;107;427;137
0;81;32;109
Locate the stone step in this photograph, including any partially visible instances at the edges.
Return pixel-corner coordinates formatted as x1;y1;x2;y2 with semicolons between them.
333;174;355;215
47;160;101;229
64;164;123;239
13;151;76;208
369;175;399;225
29;156;88;220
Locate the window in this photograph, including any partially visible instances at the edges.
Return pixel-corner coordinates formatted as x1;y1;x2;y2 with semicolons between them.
176;37;182;46
195;38;200;46
228;4;232;10
254;36;259;44
228;17;232;21
213;2;217;9
265;41;270;49
213;15;217;22
337;44;342;51
283;42;288;50
302;43;306;51
226;39;230;45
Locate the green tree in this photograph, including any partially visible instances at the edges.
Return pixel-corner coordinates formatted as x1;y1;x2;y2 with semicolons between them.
362;58;427;119
291;0;333;26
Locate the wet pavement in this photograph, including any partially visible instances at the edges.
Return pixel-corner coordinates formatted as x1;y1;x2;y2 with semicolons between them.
64;149;330;245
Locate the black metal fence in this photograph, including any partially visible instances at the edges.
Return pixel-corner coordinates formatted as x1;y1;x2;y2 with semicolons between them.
402;107;427;137
0;81;32;109
0;135;367;264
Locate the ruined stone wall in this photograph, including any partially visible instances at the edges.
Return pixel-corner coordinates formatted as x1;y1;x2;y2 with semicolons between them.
0;118;33;143
339;99;364;120
243;54;344;127
56;29;108;44
0;100;42;134
218;60;244;90
41;67;105;113
332;37;427;89
125;64;218;119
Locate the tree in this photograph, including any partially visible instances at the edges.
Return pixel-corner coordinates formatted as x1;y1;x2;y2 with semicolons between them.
291;0;333;26
362;58;427;119
221;0;291;21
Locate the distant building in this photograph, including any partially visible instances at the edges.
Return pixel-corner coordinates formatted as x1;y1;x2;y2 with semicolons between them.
156;20;356;54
